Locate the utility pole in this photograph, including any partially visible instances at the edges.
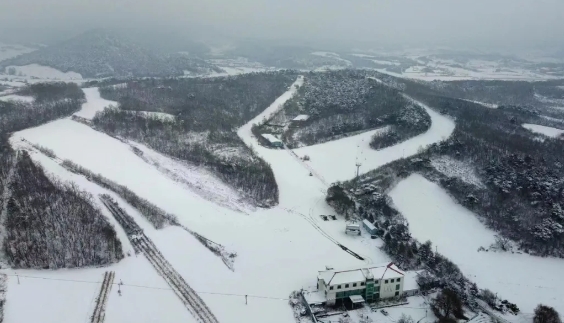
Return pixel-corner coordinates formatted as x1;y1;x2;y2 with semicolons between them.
355;162;362;189
245;295;248;305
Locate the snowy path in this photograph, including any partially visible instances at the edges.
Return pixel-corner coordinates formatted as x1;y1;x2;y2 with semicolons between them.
389;174;564;315
73;88;117;120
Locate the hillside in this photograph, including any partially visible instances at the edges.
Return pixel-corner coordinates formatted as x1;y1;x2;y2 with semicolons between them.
0;29;222;78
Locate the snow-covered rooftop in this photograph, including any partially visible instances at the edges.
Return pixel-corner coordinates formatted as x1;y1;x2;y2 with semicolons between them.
318;263;404;286
403;270;423;291
349;295;365;303
261;133;282;144
362;219;376;231
292;114;310;121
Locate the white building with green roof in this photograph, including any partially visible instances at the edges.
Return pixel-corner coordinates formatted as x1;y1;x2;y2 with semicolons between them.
316;262;405;305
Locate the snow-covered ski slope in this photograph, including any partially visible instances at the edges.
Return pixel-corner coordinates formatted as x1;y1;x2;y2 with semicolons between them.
73;87;117;120
522;123;564;138
389;174;564;315
7;74;457;323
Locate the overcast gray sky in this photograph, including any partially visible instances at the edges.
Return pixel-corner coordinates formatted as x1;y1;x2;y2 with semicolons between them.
1;0;563;49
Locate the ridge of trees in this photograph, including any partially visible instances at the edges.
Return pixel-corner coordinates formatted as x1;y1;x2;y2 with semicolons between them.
93;72;297;206
4;151;123;269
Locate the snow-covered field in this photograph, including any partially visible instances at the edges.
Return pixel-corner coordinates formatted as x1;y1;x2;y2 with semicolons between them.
522;123;564;138
0;43;36;62
6;77;391;323
292;100;455;183
3;64;82;80
0;94;34;103
389;174;564;315
73;87;117;119
6;70;549;323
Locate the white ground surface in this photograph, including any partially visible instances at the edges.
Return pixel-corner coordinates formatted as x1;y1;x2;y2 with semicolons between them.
4;64;82;80
0;43;36;62
3;75;481;323
0;94;34;103
73;87;117;119
389;174;564;315
522;123;564;138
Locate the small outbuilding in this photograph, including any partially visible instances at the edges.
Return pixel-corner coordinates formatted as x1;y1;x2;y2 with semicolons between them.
290;115;310;128
402;270;423;297
261;134;284;148
345;224;361;236
362;219;377;236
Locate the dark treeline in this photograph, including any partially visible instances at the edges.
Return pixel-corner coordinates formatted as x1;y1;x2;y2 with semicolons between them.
17;82;85;103
370;104;431;150
94;73;296;206
92;109;278;206
0;82;125;270
396;77;564;258
0;83;85;134
4;151;123;269
260;70;429;148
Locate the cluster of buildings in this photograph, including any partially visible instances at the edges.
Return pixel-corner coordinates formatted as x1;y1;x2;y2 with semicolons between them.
260;114;310;148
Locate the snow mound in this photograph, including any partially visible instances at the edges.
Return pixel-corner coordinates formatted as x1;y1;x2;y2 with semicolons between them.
522;123;564;138
389;174;564;315
139;111;176;121
4;64;82;80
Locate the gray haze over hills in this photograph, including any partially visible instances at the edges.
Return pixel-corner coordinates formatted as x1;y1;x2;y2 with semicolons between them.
1;0;564;52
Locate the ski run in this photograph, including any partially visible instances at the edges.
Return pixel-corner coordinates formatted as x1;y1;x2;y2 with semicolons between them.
3;73;562;323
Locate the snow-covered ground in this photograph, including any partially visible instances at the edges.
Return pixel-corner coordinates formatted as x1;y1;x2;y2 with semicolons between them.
3;64;82;80
0;43;36;62
137;111;176;121
0;94;34;103
292;100;455;183
2;72;488;323
389;174;564;315
522;123;564;138
73;87;117;119
7;76;388;323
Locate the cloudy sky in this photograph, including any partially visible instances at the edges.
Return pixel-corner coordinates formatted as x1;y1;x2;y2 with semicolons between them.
1;0;563;49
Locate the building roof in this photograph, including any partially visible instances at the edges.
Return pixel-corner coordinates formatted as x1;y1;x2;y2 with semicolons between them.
261;133;282;144
318;262;404;286
293;114;310;121
403;270;423;291
362;219;376;231
349;295;365;303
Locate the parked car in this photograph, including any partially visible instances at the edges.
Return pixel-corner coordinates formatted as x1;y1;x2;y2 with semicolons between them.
380;309;389;316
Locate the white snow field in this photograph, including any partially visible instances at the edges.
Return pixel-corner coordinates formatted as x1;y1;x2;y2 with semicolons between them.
0;94;34;103
4;64;82;80
73;87;118;119
389;174;564;315
522;123;564;138
0;43;36;62
292;101;455;183
5;74;460;323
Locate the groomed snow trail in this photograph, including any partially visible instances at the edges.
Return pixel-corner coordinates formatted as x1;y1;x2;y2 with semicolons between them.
73;88;117;120
389;174;564;315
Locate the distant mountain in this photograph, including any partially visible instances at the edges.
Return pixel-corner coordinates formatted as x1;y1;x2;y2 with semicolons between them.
0;29;222;78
